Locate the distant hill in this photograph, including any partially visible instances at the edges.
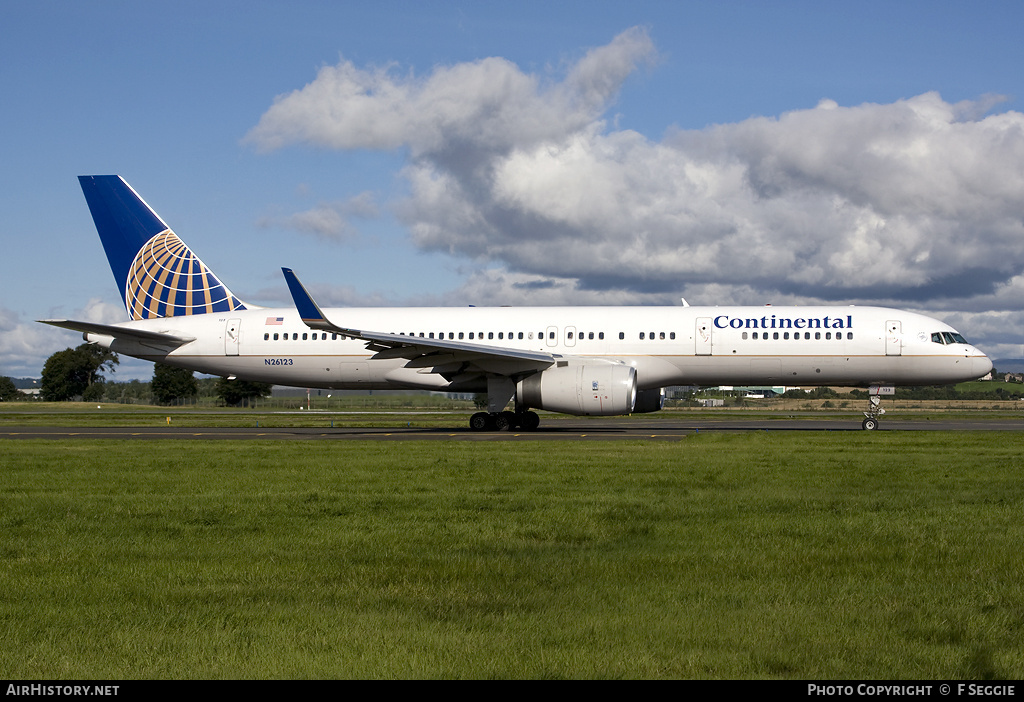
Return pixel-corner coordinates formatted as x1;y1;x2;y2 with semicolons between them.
994;359;1024;374
11;377;40;390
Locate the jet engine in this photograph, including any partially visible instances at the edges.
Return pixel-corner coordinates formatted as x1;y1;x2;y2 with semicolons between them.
517;363;637;416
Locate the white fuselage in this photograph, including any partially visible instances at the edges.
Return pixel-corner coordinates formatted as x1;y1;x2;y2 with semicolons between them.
88;304;992;392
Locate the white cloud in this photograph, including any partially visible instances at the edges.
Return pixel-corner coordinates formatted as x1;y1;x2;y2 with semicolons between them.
245;26;655;162
256;192;379;241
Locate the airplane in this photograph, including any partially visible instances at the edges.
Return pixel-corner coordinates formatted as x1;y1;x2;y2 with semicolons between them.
40;175;993;431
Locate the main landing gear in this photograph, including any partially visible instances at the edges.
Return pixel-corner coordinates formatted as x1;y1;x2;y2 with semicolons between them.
469;410;541;432
469;375;541;431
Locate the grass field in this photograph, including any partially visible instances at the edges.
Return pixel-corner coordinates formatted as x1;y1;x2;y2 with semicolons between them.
2;433;1023;679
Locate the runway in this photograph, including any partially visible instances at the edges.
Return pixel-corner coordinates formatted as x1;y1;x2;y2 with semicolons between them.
3;415;1022;441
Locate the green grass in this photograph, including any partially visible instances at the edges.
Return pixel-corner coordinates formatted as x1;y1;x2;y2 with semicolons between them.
2;434;1023;678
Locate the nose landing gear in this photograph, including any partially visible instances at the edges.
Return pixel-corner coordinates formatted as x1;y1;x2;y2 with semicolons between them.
861;389;890;430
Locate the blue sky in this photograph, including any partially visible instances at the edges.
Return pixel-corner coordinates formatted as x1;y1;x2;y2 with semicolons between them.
3;1;1024;379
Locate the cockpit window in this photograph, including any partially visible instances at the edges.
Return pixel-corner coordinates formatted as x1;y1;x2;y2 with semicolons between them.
932;331;970;345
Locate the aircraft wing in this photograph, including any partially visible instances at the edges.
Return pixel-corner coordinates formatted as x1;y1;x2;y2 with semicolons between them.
281;268;556;372
39;319;196;346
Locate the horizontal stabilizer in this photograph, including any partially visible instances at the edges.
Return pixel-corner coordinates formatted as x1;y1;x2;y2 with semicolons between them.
39;319;196;345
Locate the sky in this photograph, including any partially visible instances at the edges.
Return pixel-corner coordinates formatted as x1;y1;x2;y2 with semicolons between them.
2;0;1024;380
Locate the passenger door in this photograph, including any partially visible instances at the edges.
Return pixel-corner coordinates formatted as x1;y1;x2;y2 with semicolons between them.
695;317;712;355
225;318;241;356
885;320;902;356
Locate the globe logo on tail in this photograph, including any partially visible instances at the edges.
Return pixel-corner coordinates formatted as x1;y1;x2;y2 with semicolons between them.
125;230;246;319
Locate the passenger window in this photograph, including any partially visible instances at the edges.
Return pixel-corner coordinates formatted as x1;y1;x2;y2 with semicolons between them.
815;332;821;340
639;332;645;340
742;332;748;340
618;332;624;340
660;332;665;340
783;332;789;340
518;332;524;339
773;332;779;340
264;333;269;341
847;332;853;340
753;332;758;340
825;332;832;340
488;332;494;340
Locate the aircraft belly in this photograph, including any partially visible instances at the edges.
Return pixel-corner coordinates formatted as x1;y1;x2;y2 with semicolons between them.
630;356;688;389
669;354;982;387
675;355;891;386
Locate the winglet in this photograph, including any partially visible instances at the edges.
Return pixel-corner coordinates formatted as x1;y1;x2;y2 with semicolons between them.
281;268;327;323
281;268;358;337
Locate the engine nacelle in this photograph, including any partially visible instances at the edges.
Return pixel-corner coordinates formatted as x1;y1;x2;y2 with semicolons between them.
517;363;637;416
633;387;665;413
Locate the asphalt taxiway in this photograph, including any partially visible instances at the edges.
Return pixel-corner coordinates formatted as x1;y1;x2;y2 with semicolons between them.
2;415;1022;441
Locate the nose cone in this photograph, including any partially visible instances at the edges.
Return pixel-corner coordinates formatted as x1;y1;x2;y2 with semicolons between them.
972;351;994;379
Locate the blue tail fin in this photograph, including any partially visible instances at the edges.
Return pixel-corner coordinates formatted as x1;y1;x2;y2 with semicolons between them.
78;175;247;320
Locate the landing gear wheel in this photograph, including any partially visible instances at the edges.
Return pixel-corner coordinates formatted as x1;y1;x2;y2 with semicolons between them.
495;411;517;431
520;411;540;431
470;412;492;431
861;417;879;431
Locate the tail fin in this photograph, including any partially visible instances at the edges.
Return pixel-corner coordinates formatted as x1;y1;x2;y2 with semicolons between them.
78;175;247;320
